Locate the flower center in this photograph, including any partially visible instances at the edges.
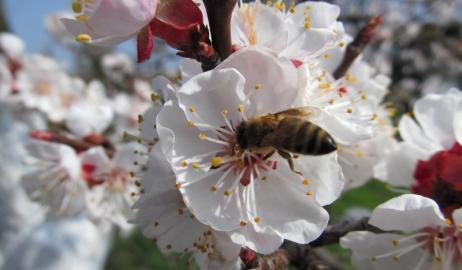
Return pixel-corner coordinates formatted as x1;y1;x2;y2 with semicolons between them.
186;108;278;189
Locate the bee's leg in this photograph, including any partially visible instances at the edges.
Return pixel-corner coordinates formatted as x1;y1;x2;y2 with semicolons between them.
262;149;276;160
277;149;303;176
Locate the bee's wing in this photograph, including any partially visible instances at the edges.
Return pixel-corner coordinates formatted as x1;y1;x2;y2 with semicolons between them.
273;106;321;120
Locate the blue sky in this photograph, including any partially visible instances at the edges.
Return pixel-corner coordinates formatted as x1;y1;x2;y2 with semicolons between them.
6;0;71;54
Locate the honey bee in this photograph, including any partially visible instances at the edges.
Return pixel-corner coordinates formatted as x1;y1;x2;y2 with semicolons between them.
234;107;337;175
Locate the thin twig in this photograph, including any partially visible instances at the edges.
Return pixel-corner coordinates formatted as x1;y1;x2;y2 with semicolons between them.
333;15;382;79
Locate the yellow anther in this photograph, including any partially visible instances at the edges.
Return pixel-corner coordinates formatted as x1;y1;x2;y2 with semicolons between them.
75;34;92;43
192;163;202;169
388;108;396;117
306;191;313;196
154;221;159;227
266;0;273;6
240;221;247;227
75;15;88;22
151;93;160;101
237;104;244;113
345;74;358;83
392;240;399;246
319;82;331;90
211;156;223;167
339;41;345;48
210;186;217;192
445;218;452;225
371;113;378;120
253;216;261;223
221;109;228;116
323;53;332;59
254;83;262;90
188;106;196;112
361;95;367;100
458;224;462;230
371;256;377;262
305;5;312;11
166;244;172;250
224;190;232;196
356;151;364;157
137;114;144;123
328;99;335;105
346;108;353;114
393;255;400;261
178;208;184;215
274;1;285;11
302;179;310;185
198;133;206;140
289;7;295;13
175;183;182;189
435;256;442;262
261;176;267;181
72;1;83;13
180;161;188;168
187;120;195;128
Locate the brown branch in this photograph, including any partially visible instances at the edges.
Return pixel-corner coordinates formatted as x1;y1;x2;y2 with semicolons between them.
202;0;237;61
310;217;382;248
240;218;382;270
333;15;382;80
31;131;115;158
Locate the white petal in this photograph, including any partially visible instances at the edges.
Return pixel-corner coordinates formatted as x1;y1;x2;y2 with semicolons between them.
454;99;462;145
399;114;441;153
139;106;161;142
369;194;446;232
292;2;341;29
60;18;133;46
65;102;114;137
341;231;431;270
152;76;177;102
452;207;462;228
156;100;218;162
177;68;247;128
251;163;329;244
79;147;110;176
218;46;299;116
375;143;423;187
296;153;344;206
232;2;288;51
229;226;283;255
414;93;457;149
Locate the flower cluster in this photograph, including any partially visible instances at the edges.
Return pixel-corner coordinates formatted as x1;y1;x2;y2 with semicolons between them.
2;0;461;269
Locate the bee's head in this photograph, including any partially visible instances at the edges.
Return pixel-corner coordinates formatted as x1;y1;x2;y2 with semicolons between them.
235;121;248;150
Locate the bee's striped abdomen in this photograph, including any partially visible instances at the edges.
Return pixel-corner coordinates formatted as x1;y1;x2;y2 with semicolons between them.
274;118;337;155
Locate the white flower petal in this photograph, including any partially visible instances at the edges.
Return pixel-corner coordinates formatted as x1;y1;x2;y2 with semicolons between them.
218;47;299;116
229;226;283;255
341;231;430;270
369;194;446;232
296;153;344;206
398;114;441;153
454;99;462;145
414;93;457;149
251;163;329;244
375;143;423;187
177;68;247;128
